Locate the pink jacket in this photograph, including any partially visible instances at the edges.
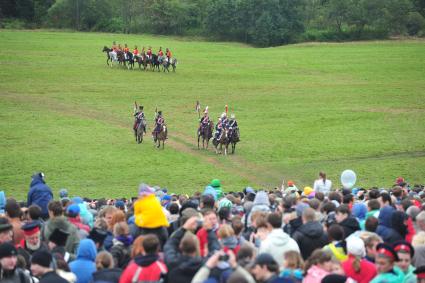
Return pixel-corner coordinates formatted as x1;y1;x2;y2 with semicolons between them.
303;265;330;283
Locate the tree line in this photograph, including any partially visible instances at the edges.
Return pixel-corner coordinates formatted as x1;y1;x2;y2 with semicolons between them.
1;0;424;47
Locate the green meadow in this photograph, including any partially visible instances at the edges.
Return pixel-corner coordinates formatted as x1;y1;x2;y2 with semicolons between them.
1;30;424;200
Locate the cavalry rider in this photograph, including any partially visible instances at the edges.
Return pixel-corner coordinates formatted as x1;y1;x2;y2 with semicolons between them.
123;43;129;59
158;47;164;63
141;46;146;59
118;44;122;52
153;111;165;139
147;46;153;60
112;41;118;52
166;48;172;63
214;117;223;141
198;109;211;134
133;106;146;133
110;41;118;61
228;114;240;140
133;45;139;58
220;112;228;128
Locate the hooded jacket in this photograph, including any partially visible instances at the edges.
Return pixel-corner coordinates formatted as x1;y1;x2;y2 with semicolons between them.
303;265;330;283
259;229;300;266
27;175;53;218
43;215;80;254
292;221;328;260
247;191;271;227
91;268;122;283
134;194;169;228
119;254;167;283
376;206;403;244
339;217;360;239
69;239;97;283
341;254;377;283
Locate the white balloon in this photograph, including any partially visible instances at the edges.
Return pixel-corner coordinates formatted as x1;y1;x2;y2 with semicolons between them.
341;170;357;189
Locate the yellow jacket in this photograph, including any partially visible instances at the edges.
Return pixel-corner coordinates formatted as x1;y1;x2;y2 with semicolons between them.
134;194;169;228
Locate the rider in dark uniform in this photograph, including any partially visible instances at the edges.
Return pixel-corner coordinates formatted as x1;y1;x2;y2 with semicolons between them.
198;110;210;134
133;106;146;133
228;113;240;141
153;111;165;139
214;117;223;141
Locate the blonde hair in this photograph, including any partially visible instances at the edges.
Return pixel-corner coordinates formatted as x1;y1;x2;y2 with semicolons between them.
113;221;129;237
96;251;114;269
218;224;235;239
412;231;425;247
284;250;304;269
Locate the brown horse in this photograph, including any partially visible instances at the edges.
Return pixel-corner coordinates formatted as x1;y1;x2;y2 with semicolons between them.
212;129;229;155
153;125;167;149
198;121;214;149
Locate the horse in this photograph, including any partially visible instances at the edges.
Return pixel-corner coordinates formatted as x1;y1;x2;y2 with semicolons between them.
153;125;167;149
102;46;116;66
212;129;229;155
149;54;160;72
124;51;135;69
198;121;214;149
135;118;147;144
162;58;178;72
227;127;240;154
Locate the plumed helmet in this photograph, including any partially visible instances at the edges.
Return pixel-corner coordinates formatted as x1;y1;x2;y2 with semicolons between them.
230;114;235;119
221;112;226;118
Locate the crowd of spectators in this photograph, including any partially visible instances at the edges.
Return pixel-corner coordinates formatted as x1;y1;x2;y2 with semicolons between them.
1;171;425;283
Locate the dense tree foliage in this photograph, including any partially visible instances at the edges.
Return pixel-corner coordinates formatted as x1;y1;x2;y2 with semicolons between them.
1;0;424;46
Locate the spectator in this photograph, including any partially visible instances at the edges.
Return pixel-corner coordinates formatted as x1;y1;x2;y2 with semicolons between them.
313;172;332;195
18;221;49;268
218;224;240;255
394;241;416;283
335;204;360;239
196;209;220;257
247;191;271;227
366;199;381;220
352;203;368;230
28;204;43;222
89;227;108;252
69;238;97;283
279;250;304;282
341;236;377;283
293;208;328;260
48;228;75;263
364;232;383;263
303;249;332;283
322;224;347;262
0;217;13;244
92;251;122;283
43;200;80;254
259;212;300;266
365;216;379;233
130;235;145;258
31;250;68;283
0;242;32;282
415;211;425;232
110;222;132;269
27;172;53;219
210;179;223;199
66;204;90;236
5;199;24;245
119;234;167;283
0;191;5;215
377;205;399;243
370;243;405;283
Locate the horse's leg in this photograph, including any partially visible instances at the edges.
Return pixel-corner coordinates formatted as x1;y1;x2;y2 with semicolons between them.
197;135;200;149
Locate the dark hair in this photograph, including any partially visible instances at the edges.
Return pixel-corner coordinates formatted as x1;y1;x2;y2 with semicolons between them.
315;192;325;202
401;198;412;212
227;273;249;283
246;193;256;202
319;172;327;184
200;194;215;209
168;203;179;215
231;216;244;236
179;233;199;255
321;202;336;214
28;204;42;220
365;216;379;232
328;192;342;204
142;234;160;254
343;194;353;204
368;189;380;199
380;192;392;205
391;186;403;198
218;207;230;221
368;199;380;211
267;212;282;229
327;224;345;241
5;199;22;218
48;201;63;217
336;204;350;215
309;199;320;210
304;250;332;274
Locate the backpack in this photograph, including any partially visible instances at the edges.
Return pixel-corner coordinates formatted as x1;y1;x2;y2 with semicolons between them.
131;261;167;283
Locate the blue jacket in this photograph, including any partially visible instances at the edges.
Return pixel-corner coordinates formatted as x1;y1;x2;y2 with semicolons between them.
70;239;97;283
0;191;5;214
376;206;402;244
27;175;53;218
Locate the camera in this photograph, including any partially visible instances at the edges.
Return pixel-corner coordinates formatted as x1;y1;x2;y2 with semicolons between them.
218;254;229;261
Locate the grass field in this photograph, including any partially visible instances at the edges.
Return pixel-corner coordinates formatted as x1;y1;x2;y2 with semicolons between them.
1;30;424;200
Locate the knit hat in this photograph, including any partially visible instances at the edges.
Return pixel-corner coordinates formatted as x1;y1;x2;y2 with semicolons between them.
0;242;17;259
211;179;221;188
49;228;69;247
138;183;154;196
218;198;232;211
66;204;80;217
347;236;366;257
31;250;52;268
115;200;125;209
59;188;68;199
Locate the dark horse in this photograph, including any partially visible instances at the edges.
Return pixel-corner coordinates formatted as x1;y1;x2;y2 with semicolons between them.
134;118;146;144
227;127;240;154
212;129;229;155
102;46;125;67
162;58;178;72
124;51;135;69
198;122;214;149
153;125;167;149
149;54;160;72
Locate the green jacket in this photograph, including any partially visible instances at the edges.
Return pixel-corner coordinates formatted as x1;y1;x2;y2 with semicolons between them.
403;265;416;283
371;266;405;283
42;216;80;254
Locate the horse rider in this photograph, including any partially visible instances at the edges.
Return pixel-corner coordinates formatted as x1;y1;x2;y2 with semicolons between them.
112;41;118;52
141;46;146;59
133;106;146;133
214;117;223;141
123;43;129;59
166;48;172;63
147;46;153;60
198;110;210;134
228;114;239;139
133;46;139;58
153;111;165;139
118;44;122;52
110;41;118;61
220;112;228;128
158;47;164;63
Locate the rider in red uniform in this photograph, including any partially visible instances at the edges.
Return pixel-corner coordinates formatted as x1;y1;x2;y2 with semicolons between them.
166;48;172;63
147;46;152;60
133;46;139;57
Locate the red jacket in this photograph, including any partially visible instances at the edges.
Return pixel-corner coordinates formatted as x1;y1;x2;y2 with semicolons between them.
405;216;415;243
196;228;209;257
68;217;90;233
341;255;377;283
119;260;167;283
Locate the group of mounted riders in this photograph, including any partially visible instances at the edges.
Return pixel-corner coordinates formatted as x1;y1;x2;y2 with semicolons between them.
132;104;240;153
104;41;177;71
197;108;240;154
